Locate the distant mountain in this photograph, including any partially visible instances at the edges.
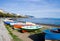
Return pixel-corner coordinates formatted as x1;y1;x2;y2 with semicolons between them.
0;9;28;18
0;9;4;13
0;9;8;14
25;15;35;18
0;9;35;18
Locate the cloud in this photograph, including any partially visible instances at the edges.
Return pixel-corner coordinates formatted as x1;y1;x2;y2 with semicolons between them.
0;0;60;18
20;8;60;12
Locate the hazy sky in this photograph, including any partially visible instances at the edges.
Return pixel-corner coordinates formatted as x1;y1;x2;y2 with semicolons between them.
0;0;60;18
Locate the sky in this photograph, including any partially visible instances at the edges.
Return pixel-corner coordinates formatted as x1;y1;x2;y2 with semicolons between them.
0;0;60;18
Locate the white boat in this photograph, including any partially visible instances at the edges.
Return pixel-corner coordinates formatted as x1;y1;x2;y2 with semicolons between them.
10;22;25;26
21;25;42;31
26;22;36;25
3;19;13;22
10;22;36;26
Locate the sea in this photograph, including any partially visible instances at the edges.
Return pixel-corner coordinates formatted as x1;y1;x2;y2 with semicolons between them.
16;18;60;26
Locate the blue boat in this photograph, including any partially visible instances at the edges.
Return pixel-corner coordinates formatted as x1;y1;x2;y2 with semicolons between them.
4;21;13;25
44;28;60;40
4;21;17;25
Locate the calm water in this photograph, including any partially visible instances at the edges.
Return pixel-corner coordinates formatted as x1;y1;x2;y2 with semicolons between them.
17;18;60;25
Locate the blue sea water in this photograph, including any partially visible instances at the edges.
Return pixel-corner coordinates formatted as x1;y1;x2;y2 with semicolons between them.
17;18;60;26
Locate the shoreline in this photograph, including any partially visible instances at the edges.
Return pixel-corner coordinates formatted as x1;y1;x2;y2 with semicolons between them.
4;18;60;27
36;23;60;27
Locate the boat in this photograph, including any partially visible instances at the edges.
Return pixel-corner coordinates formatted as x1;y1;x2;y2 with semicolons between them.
10;22;25;26
13;24;42;33
4;21;13;25
26;22;36;25
13;24;23;29
3;18;13;22
13;22;36;29
21;25;42;31
44;28;60;40
4;21;17;25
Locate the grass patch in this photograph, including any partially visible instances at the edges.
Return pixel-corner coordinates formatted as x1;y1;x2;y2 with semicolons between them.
5;24;22;41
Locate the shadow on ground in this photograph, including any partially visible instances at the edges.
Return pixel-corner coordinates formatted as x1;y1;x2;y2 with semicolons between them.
29;33;45;41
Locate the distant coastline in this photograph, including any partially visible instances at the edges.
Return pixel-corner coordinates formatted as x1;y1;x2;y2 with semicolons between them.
36;23;60;27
